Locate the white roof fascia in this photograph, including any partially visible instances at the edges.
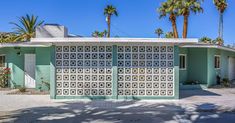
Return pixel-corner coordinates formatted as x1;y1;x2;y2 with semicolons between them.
31;37;198;44
180;44;235;52
0;42;52;48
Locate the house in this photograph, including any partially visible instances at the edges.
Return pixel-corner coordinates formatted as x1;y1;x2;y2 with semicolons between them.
0;24;235;99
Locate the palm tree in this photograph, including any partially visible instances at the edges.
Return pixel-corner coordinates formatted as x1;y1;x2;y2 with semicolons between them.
213;0;227;39
158;0;179;38
178;0;203;38
155;28;164;38
165;31;174;38
103;30;108;37
10;14;44;41
199;36;213;44
104;5;118;37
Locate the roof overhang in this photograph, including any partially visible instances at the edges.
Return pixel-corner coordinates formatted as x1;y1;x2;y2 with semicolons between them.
31;37;198;44
180;44;235;52
0;42;52;48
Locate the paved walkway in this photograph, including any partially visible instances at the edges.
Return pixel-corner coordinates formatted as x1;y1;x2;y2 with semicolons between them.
0;88;235;123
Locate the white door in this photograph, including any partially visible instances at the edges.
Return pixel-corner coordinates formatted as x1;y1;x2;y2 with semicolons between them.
228;57;235;81
24;54;36;88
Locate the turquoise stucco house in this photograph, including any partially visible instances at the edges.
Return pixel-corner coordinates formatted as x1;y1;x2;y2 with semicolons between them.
1;24;235;99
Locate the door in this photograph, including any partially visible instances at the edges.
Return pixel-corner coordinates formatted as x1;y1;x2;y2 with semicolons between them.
228;57;235;81
24;54;36;88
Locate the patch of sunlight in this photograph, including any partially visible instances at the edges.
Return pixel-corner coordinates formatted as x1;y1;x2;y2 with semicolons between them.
38;113;75;120
117;103;142;109
92;111;108;115
200;114;219;119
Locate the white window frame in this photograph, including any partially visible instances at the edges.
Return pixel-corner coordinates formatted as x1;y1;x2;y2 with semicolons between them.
214;55;221;69
179;54;187;70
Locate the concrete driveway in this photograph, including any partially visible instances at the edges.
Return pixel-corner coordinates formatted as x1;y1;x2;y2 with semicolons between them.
0;88;235;123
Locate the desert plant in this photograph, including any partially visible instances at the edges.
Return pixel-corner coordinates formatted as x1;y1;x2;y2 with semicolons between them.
0;68;11;88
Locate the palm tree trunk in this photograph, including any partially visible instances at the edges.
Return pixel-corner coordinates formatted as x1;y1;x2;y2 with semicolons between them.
107;15;111;38
158;34;160;38
183;14;189;38
221;13;224;39
170;14;179;38
218;12;222;38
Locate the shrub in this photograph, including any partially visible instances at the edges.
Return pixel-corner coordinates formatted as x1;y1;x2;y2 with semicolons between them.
221;78;230;87
18;87;26;92
0;67;11;88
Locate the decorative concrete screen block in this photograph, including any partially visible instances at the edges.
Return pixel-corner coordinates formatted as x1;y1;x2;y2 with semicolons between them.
117;45;174;96
55;45;113;96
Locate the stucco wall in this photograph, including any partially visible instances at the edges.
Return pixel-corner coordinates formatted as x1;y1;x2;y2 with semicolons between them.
0;47;52;90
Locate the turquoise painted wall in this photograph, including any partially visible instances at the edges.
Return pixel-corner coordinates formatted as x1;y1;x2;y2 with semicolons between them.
35;47;51;90
0;47;35;88
179;48;188;83
0;47;52;90
179;47;235;87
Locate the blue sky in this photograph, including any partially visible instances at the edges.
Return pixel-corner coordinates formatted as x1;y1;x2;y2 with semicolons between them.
0;0;234;44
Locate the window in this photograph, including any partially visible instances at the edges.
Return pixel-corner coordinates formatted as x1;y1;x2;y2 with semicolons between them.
179;54;186;70
0;55;5;68
214;55;220;69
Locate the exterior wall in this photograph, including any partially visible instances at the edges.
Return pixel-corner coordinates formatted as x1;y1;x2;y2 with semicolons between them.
179;47;235;87
179;48;208;84
0;47;35;88
35;47;52;90
179;48;188;83
0;47;52;90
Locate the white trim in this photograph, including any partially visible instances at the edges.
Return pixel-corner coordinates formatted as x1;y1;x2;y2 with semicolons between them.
214;55;221;69
0;42;52;48
180;44;235;53
31;37;198;44
179;54;187;70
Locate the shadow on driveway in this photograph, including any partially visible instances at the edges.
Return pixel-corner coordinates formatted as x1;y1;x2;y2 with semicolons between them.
0;101;235;123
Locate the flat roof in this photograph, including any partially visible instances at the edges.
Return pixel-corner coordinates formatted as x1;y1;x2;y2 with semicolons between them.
180;43;235;52
31;37;198;44
0;42;52;47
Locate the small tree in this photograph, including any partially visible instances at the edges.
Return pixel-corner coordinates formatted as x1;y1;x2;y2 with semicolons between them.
213;37;224;46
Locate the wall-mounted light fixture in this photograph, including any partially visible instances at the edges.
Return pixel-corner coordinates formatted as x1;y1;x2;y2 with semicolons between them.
14;47;22;56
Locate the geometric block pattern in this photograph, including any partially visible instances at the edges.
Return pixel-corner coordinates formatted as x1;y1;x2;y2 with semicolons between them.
55;45;113;96
117;45;174;96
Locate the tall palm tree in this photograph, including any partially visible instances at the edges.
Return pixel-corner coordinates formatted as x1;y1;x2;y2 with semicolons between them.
10;14;44;41
104;5;118;37
213;0;228;39
155;28;164;38
178;0;203;38
158;0;179;38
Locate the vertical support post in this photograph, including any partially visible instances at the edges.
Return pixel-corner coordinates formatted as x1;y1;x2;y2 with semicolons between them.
50;45;56;99
174;45;179;99
112;45;118;99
